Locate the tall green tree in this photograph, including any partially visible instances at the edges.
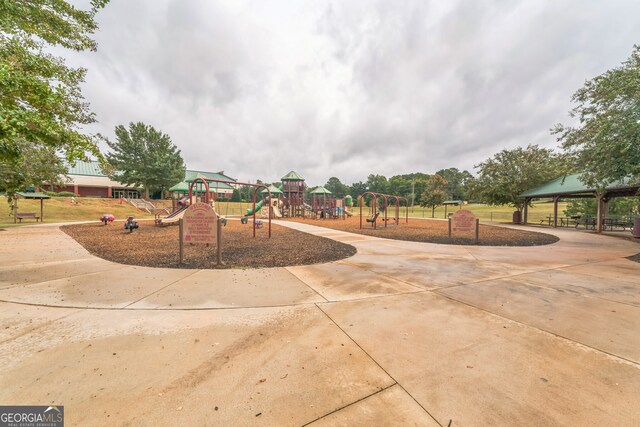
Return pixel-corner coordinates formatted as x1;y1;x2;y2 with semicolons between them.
0;141;68;205
324;177;348;198
106;122;185;199
348;181;367;206
436;168;473;200
366;174;389;194
554;45;640;189
420;173;448;217
0;0;108;164
470;145;569;212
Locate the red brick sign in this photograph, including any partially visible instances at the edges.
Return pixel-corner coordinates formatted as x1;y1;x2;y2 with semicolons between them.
183;203;217;244
451;209;476;233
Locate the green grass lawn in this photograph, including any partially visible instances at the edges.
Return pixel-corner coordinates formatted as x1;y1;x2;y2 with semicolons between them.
1;196;566;227
1;196;155;227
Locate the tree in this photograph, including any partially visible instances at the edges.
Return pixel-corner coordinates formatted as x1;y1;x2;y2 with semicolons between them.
554;45;640;189
106;122;185;199
470;145;569;212
348;181;367;206
366;174;389;194
230;189;242;202
324;177;348;198
0;0;108;165
420;173;448;217
0;141;68;204
436;168;474;200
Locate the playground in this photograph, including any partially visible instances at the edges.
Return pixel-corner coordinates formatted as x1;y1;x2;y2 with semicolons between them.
284;216;559;246
1;219;639;425
62;219;356;269
2;170;640;425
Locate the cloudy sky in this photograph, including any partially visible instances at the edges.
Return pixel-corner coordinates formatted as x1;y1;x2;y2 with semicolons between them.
69;0;640;185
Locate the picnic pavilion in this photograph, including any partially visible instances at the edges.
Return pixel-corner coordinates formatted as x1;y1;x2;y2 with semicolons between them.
519;173;639;233
13;192;51;223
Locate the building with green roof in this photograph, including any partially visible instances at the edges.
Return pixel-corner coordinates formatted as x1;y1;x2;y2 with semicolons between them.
59;160;236;199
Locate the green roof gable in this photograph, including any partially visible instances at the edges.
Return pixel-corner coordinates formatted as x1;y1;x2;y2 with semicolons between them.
520;174;637;198
310;186;332;195
281;171;305;181
68;160;105;176
261;184;283;194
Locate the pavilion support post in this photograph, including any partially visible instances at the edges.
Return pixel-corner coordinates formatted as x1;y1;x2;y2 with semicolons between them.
596;195;603;233
40;199;44;223
523;199;529;225
553;196;559;228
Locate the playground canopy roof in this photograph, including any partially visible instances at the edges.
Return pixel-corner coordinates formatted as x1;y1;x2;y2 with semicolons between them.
310;186;332;195
281;171;305;181
261;184;282;194
519;173;639;199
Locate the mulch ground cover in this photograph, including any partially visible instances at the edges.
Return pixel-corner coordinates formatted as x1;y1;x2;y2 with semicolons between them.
62;220;356;269
284;216;559;246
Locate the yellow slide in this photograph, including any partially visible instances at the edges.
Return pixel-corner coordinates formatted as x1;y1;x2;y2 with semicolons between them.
344;209;353;217
272;205;282;218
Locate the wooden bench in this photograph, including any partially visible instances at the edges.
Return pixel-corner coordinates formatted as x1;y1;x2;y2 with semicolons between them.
16;212;40;223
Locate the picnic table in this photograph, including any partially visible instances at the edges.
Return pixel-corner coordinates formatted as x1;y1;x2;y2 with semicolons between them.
542;216;576;227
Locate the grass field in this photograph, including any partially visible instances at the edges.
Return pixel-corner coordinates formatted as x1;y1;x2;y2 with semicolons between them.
1;196;568;228
1;196;156;227
402;201;569;223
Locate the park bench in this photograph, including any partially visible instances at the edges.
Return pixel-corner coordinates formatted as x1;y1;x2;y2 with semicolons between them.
16;212;40;223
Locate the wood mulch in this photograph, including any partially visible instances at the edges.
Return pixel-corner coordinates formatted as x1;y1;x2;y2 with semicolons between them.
61;220;356;269
283;216;559;246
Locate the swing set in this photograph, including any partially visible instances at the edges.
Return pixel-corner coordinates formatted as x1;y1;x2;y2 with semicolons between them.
358;191;409;229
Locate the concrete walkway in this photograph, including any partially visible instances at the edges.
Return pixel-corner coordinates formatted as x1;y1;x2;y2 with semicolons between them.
0;223;639;425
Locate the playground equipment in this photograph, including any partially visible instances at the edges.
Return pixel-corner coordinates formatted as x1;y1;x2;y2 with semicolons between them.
124;216;139;233
280;171;307;218
100;214;115;225
203;178;272;238
358;192;409;229
309;186;346;220
344;195;354;216
155;205;188;226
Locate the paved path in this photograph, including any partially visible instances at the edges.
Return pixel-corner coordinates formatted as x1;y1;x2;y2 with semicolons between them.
0;223;639;426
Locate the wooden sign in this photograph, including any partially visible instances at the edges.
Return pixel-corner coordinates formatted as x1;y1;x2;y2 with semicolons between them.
183;202;217;244
451;209;476;232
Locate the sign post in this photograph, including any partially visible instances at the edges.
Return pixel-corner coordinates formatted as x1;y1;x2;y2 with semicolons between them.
183;203;217;244
179;202;219;264
448;209;479;243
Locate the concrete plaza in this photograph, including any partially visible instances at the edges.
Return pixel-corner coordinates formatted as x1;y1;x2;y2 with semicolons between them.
0;222;639;425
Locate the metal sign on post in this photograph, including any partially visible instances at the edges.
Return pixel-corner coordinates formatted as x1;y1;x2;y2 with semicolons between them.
183;202;217;244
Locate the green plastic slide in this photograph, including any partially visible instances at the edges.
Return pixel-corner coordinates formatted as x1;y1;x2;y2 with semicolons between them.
245;185;283;216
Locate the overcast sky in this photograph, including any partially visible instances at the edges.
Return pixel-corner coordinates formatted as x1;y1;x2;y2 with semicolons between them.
69;0;640;185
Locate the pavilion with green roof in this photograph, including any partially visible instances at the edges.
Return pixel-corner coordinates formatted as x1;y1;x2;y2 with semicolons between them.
170;170;236;199
519;173;639;232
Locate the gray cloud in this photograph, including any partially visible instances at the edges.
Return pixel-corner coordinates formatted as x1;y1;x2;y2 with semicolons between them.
70;0;640;185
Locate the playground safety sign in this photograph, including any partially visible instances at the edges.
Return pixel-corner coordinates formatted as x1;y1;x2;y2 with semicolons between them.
183;202;217;244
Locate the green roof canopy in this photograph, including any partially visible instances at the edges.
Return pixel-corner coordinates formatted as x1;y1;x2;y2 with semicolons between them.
183;170;236;190
67;160;106;176
261;184;282;194
310;186;332;195
16;192;51;199
520;174;638;198
281;171;305;181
